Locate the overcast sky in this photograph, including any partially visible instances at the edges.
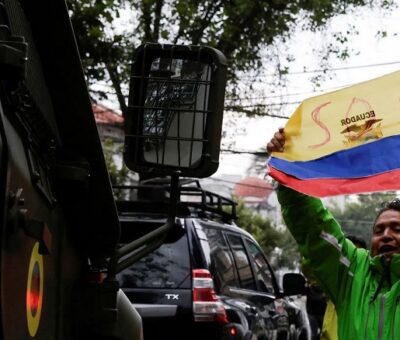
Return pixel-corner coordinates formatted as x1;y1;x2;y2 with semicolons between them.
215;2;400;178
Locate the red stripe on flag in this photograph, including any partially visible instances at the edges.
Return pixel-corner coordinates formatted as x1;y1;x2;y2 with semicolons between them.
268;166;400;197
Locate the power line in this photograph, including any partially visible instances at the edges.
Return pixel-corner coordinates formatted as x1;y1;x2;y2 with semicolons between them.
224;82;356;102
241;60;400;79
90;62;399;104
90;63;400;121
286;60;400;75
221;149;268;156
225;92;314;102
226;101;301;109
90;60;400;94
93;82;346;101
225;106;291;118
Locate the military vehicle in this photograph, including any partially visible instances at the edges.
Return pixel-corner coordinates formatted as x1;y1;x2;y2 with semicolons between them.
0;0;228;338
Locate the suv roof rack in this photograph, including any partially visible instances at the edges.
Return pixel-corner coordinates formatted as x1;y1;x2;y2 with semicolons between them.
113;179;236;223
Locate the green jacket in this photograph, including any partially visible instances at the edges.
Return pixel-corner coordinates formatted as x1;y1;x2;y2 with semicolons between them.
278;186;400;340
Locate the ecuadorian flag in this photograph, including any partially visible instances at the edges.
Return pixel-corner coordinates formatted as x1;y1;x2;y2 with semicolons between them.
267;70;400;197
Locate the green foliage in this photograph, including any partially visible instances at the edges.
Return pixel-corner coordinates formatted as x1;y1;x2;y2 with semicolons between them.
235;199;300;269
67;0;132;112
329;192;397;248
102;138;130;189
67;0;395;115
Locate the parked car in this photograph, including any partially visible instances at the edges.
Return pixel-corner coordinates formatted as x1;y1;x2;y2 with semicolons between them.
115;181;310;340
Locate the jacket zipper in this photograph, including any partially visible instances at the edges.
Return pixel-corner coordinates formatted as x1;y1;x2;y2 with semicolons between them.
364;300;373;340
391;296;400;340
377;295;386;340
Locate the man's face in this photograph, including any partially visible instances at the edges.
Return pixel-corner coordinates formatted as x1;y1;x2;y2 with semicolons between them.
371;209;400;257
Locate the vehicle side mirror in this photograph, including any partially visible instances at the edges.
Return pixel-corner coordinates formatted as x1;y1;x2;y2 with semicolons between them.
282;273;307;296
124;43;227;178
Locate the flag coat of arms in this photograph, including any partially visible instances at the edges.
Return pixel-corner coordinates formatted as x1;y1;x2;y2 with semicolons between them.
267;70;400;197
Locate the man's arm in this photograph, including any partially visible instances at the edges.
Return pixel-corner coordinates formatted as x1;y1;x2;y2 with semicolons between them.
278;185;358;304
267;128;360;303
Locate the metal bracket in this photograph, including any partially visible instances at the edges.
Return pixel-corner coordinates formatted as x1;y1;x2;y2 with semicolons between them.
7;188;52;254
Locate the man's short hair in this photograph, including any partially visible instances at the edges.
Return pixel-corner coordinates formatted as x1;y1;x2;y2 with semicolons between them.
347;234;367;249
374;198;400;225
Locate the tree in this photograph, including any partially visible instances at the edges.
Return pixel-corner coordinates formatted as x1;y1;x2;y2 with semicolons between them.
329;191;397;248
102;138;132;188
235;199;300;269
67;0;131;114
67;0;395;117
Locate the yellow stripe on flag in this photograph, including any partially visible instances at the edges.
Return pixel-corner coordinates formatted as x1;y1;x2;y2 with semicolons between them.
273;70;400;162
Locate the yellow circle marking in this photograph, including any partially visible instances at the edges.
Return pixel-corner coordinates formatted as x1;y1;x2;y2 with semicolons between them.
26;242;44;337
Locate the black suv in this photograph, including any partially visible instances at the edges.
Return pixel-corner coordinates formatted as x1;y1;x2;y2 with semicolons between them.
115;181;309;340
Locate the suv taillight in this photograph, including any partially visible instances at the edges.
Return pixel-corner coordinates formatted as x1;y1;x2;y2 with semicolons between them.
192;269;228;324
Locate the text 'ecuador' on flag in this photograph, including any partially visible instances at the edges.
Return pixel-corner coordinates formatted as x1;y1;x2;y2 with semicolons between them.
267;70;400;197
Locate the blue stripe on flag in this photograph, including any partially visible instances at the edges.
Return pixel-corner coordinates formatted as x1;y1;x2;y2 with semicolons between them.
268;134;400;180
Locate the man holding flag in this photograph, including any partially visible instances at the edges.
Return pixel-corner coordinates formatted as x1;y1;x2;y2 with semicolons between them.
268;128;400;339
266;71;400;339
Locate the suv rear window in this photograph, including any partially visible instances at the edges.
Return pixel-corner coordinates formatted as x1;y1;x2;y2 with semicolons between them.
226;233;257;290
117;232;191;289
201;226;240;293
244;238;274;293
